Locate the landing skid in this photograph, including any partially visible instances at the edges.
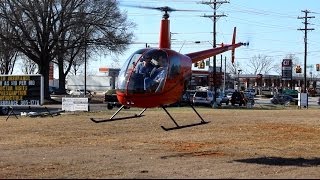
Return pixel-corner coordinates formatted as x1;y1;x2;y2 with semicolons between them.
161;121;209;131
160;103;209;131
90;105;146;123
90;103;209;131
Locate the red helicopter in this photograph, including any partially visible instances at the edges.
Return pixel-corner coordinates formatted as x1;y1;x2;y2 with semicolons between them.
91;5;248;131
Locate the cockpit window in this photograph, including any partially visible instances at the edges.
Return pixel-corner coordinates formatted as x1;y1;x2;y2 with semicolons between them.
117;49;168;94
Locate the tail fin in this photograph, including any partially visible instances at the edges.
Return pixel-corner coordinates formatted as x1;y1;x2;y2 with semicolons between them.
231;27;236;64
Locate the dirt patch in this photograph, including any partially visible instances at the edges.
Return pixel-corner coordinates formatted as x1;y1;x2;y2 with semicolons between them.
0;108;319;178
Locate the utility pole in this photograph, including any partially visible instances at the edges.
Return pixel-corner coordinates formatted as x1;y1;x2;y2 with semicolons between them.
199;0;228;107
298;10;315;93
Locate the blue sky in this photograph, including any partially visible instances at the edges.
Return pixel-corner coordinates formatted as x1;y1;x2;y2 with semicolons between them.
89;0;320;77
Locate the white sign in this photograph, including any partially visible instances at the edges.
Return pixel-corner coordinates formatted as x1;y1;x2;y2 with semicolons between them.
298;93;308;107
62;97;88;112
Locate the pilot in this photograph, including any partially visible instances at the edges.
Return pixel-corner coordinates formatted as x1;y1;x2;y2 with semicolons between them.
133;54;155;91
144;56;167;92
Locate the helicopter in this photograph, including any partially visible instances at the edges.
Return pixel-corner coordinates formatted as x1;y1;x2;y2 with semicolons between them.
90;5;248;131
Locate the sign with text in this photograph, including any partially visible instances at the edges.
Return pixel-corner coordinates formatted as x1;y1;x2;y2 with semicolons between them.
282;59;292;81
62;97;88;112
0;75;44;106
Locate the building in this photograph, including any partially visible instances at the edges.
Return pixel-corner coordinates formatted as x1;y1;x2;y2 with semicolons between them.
189;69;320;95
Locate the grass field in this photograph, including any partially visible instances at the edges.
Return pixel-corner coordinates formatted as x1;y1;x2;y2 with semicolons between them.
0;107;319;178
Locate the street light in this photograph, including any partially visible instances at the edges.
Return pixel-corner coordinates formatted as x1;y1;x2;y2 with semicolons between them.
238;69;242;91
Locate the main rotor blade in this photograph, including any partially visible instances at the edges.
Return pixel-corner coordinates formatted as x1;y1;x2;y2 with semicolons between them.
121;4;201;13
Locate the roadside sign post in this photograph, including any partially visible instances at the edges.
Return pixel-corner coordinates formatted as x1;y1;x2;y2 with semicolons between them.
298;93;308;108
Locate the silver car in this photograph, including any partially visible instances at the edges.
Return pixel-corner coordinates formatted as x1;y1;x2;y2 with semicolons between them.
192;90;214;107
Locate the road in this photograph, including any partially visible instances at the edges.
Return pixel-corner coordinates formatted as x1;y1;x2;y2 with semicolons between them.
2;95;319;120
255;96;319;107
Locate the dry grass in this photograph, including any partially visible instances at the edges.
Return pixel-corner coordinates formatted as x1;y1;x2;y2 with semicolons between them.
0;107;319;178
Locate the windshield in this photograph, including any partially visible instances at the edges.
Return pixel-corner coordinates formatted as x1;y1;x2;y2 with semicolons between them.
117;49;146;92
117;49;168;94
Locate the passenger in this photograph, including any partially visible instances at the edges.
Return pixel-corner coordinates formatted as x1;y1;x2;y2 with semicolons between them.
144;56;167;92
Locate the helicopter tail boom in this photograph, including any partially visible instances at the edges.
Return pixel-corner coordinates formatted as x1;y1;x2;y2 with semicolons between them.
186;42;244;64
186;27;246;64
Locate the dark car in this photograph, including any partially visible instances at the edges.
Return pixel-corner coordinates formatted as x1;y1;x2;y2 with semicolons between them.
282;89;298;98
49;86;65;95
0;106;10;115
243;92;255;106
270;94;294;105
231;91;247;106
170;90;196;107
216;92;230;106
317;97;320;105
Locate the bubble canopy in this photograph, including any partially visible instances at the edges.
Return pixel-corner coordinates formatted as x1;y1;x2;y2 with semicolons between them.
117;49;168;94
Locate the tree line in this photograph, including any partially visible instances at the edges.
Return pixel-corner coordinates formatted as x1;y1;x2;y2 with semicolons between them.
0;0;135;100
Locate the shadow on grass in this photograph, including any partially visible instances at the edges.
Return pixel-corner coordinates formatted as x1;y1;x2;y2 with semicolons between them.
234;157;320;167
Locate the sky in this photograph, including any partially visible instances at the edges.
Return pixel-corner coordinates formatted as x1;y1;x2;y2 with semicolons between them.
84;0;320;77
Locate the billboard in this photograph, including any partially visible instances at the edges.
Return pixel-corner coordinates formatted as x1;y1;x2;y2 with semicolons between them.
0;75;44;106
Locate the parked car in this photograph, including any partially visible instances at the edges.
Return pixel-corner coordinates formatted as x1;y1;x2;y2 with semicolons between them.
244;89;256;97
49;86;65;95
243;92;255;105
172;90;196;107
231;91;247;106
226;92;233;100
270;94;295;105
216;92;230;106
317;97;320;105
69;89;93;97
0;106;10;115
282;89;298;98
192;90;214;107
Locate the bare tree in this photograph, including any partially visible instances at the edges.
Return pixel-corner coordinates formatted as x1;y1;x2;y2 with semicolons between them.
0;20;18;75
0;46;17;75
246;54;275;75
0;0;134;99
227;61;242;76
53;0;135;93
20;58;38;74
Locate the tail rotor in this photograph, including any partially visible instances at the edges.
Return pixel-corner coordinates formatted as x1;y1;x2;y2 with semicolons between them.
231;27;236;65
231;27;249;65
